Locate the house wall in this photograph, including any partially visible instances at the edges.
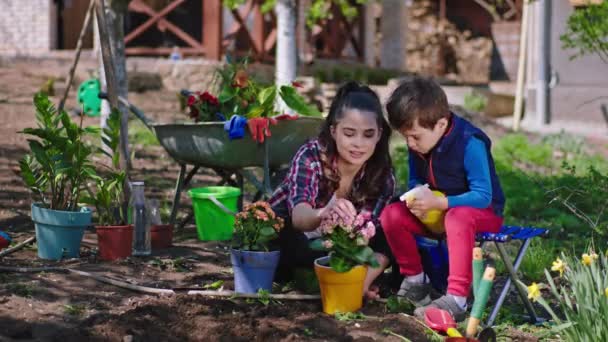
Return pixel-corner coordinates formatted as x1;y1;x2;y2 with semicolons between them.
526;0;608;132
0;0;55;55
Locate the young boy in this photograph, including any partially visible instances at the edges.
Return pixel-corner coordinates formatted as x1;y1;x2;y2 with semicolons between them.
381;76;505;322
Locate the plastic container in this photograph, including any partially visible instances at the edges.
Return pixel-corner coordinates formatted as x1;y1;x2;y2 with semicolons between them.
187;186;241;241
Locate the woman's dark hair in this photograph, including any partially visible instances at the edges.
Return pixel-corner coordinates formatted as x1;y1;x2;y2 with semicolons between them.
318;81;393;208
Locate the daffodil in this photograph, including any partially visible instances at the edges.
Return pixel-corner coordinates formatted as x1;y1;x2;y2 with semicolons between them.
527;282;541;302
551;257;566;277
582;253;597;266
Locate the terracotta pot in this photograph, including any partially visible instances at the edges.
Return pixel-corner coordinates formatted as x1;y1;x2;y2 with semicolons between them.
151;224;173;250
96;224;133;261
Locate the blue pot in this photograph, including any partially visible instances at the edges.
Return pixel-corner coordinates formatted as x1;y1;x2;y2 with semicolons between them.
230;249;280;294
31;203;91;260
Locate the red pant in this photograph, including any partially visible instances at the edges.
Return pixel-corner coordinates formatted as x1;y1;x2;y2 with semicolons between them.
380;203;502;297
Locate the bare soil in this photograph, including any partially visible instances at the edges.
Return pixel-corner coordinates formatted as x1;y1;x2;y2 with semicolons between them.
0;56;555;342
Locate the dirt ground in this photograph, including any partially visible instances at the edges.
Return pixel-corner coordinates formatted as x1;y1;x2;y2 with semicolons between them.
0;56;557;342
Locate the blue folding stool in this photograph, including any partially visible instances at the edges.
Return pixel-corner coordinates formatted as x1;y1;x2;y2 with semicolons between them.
415;225;549;327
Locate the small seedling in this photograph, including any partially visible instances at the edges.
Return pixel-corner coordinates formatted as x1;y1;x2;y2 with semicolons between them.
385;295;415;314
7;283;34;297
302;327;314;337
171;257;189;272
382;328;411;341
149;257;168;270
202;280;224;290
63;304;86;316
334;311;366;322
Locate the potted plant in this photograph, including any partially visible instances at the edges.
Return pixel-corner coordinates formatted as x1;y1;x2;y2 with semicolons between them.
19;93;98;260
310;212;380;314
184;58;322;136
82;110;131;261
230;201;285;294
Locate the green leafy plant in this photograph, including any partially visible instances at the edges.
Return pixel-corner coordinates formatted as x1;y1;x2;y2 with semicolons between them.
310;212;380;273
223;0;370;28
385;295;415;314
232;201;285;251
19;93;99;211
527;252;608;341
185;58;321;122
463;92;487;113
203;280;224;290
561;1;608;63
82;110;127;226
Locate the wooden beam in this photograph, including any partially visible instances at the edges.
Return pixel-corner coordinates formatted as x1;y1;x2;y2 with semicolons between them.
125;47;205;56
203;0;223;60
131;3;203;48
253;0;265;58
125;0;185;43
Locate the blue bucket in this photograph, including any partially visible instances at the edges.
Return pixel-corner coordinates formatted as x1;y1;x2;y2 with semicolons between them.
31;203;91;260
230;249;280;294
415;236;449;292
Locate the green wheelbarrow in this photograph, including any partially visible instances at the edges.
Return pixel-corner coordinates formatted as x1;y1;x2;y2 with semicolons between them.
100;92;323;228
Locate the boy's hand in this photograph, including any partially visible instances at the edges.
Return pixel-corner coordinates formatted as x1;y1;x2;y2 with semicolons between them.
406;186;448;217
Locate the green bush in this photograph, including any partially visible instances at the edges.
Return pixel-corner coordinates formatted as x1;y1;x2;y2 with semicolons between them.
463;92;487;113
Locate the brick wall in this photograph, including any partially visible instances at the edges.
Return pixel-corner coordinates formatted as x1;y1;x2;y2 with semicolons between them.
0;0;54;55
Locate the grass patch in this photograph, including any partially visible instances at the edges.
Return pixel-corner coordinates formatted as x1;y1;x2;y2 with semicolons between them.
129;119;158;147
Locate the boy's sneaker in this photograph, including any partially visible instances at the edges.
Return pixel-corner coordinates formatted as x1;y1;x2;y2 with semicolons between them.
414;295;467;322
397;278;432;306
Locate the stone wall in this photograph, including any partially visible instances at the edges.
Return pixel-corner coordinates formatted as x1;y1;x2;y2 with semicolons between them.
0;0;55;55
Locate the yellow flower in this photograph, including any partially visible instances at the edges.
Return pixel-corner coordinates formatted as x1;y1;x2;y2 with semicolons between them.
605;287;608;297
551;257;566;277
582;253;597;266
527;282;541;302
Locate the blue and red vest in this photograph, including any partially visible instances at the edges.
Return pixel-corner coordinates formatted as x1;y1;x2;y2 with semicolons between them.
409;114;505;216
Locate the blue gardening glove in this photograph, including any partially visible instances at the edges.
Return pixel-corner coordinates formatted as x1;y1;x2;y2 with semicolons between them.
215;112;226;121
0;230;11;250
224;115;248;140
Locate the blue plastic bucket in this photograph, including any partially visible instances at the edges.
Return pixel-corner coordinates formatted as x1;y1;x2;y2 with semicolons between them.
31;203;91;260
415;236;449;292
230;249;280;294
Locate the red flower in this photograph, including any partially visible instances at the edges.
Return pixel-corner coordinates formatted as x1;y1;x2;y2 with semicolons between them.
187;95;197;106
291;81;303;88
188;107;199;120
200;91;219;106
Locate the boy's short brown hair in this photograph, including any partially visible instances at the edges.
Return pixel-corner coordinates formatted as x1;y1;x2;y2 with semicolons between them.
385;76;450;130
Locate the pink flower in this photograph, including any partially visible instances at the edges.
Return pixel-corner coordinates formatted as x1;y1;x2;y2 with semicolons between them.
322;240;334;249
361;221;376;240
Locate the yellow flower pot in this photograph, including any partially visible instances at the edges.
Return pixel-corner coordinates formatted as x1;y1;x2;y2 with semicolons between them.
314;256;367;314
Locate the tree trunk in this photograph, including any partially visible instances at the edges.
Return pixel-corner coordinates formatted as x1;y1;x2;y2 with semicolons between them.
105;0;131;171
275;0;297;113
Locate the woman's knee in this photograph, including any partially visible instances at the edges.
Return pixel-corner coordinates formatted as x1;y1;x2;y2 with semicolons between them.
444;207;475;233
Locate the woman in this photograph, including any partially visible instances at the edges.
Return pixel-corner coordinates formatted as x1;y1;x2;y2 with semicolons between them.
269;81;395;299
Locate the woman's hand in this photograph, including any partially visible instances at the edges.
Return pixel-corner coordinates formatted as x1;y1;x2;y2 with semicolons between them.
318;194;357;222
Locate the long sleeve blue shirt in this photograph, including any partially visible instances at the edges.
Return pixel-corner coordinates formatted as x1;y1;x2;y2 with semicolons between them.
408;137;492;209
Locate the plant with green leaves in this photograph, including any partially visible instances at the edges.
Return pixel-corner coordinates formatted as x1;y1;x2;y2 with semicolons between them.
561;1;608;63
310;212;379;273
82;110;127;226
223;0;370;28
232;201;285;251
185;57;321;122
526;251;608;342
19;93;99;211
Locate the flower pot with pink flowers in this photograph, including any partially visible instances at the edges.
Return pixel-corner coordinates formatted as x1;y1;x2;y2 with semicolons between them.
230;201;285;294
310;212;380;314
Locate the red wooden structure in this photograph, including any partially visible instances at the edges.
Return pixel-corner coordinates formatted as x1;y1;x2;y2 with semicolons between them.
124;0;365;62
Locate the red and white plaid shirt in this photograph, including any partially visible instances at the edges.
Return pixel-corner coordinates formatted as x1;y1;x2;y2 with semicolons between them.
269;139;395;225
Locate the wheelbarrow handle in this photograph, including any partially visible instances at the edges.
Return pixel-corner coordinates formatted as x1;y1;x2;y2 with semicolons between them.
98;92;155;130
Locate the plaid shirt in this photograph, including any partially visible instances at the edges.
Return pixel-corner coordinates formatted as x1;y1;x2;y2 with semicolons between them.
269;139;395;224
